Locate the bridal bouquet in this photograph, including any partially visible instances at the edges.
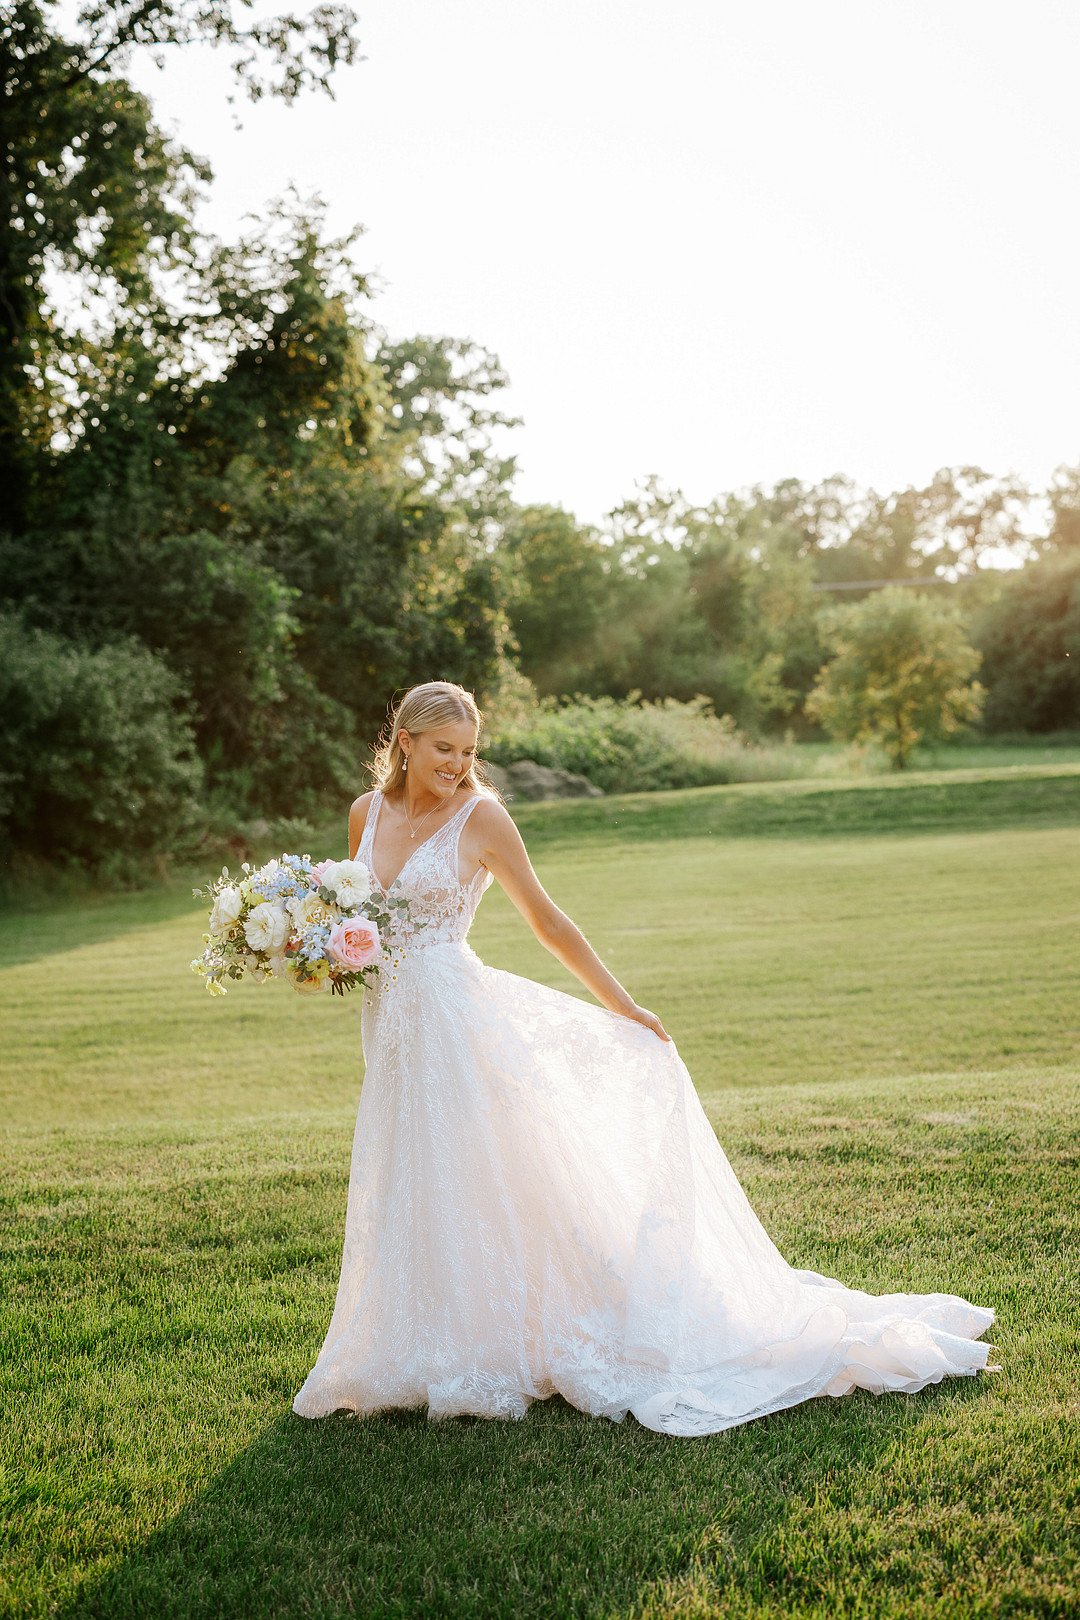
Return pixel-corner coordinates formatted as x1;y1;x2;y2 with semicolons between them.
191;854;411;997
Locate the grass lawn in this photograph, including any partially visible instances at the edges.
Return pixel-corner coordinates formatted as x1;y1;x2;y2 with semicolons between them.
2;768;1078;1618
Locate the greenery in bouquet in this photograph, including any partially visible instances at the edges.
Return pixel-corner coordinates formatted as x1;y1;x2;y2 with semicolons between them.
191;854;413;996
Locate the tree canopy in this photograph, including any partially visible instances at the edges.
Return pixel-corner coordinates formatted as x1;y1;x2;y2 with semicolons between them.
806;588;985;768
2;2;1078;873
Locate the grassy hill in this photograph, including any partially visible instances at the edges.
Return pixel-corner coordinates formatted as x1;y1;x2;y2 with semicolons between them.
2;769;1077;1617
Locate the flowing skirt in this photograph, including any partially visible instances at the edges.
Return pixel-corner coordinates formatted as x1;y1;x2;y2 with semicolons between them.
292;940;998;1435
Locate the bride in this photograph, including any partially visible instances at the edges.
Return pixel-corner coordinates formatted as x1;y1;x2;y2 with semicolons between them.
292;681;999;1435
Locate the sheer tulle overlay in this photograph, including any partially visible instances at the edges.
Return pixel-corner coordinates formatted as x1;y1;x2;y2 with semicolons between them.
292;790;999;1436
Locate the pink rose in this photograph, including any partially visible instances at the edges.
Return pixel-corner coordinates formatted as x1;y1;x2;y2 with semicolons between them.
327;917;381;969
310;859;337;885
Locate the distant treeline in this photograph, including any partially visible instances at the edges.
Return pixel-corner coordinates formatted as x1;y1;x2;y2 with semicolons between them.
3;1;1079;873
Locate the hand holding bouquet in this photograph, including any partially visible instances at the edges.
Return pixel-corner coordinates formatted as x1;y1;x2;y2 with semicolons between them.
191;853;415;996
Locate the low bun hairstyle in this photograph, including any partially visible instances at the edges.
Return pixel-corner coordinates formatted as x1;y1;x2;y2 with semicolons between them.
370;681;504;803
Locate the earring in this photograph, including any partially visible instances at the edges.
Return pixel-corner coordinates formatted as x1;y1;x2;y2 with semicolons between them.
403;758;408;773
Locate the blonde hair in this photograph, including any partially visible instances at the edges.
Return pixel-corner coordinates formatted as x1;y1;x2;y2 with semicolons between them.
370;681;504;802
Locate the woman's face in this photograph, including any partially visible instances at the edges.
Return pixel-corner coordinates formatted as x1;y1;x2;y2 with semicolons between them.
400;721;478;797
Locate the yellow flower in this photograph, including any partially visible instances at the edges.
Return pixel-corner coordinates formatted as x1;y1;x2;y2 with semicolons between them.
286;956;329;995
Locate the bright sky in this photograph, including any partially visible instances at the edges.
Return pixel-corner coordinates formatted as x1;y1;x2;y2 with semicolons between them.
127;0;1080;527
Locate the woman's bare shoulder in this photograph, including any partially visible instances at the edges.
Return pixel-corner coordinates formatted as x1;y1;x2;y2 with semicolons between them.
469;790;513;822
468;792;525;848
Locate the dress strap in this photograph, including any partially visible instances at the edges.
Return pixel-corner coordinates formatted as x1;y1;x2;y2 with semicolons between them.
445;792;483;830
359;789;383;862
443;792;484;877
425;791;482;850
453;794;484;829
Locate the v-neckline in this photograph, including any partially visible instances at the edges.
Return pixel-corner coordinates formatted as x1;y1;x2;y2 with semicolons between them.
368;788;475;894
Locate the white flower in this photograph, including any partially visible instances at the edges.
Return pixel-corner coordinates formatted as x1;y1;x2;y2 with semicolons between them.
243;901;291;954
323;858;373;908
251;858;282;885
209;885;243;936
287;891;336;930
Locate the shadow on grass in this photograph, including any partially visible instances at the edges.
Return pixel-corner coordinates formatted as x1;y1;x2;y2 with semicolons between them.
0;883;204;971
58;1377;993;1620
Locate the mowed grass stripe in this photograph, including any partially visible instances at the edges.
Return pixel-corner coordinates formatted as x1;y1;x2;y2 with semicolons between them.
509;762;1080;851
4;823;1078;1125
1;770;1077;1618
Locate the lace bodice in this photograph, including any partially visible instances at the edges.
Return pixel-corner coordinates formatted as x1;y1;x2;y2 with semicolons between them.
359;788;494;962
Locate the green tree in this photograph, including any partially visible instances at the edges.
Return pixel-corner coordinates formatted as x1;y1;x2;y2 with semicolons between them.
907;466;1036;577
806;587;984;767
971;553;1080;732
190;228;515;740
812;487;925;585
0;525;297;755
43;190;387;531
374;335;522;538
1;0;359;528
600;478;824;730
1;0;527;864
690;493;825;727
500;505;616;695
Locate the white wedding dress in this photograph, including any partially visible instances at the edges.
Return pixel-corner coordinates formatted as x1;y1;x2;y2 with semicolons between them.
292;789;999;1435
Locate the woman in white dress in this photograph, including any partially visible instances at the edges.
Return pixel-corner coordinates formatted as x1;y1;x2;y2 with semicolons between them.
292;681;999;1436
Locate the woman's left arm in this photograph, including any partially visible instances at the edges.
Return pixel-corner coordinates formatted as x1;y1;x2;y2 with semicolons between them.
473;800;672;1043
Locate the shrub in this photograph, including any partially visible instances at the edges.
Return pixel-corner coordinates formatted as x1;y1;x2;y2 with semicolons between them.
482;691;757;793
0;616;203;871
